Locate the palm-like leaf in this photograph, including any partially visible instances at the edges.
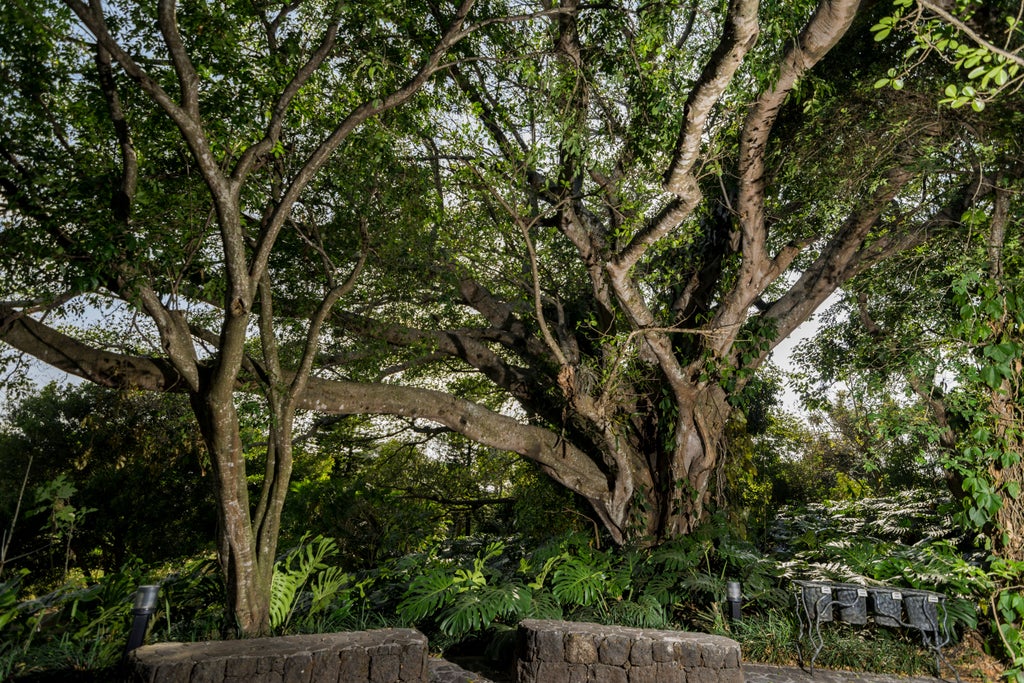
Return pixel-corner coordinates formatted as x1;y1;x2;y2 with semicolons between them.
552;556;607;607
397;569;455;624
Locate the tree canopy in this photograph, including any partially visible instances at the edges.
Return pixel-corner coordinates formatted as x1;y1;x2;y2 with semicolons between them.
2;0;1021;631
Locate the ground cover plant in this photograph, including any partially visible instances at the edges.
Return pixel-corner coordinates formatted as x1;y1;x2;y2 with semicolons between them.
0;495;1008;681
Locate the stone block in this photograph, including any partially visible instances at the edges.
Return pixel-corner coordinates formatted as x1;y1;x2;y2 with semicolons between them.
369;643;402;683
686;666;717;683
651;638;674;663
153;660;194;683
719;666;745;683
536;626;565;661
598;634;631;666
674;638;702;668
282;651;313;683
538;660;572;681
338;646;370;681
627;665;659;683
190;659;227;683
590;663;628;683
656;660;687;683
223;654;262;681
398;642;426;681
568;663;590;683
226;655;282;683
309;650;340;682
565;632;598;664
699;641;725;669
516;658;540;682
628;638;653;666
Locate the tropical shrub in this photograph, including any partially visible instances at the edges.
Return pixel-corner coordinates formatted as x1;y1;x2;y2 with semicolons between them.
393;519;787;652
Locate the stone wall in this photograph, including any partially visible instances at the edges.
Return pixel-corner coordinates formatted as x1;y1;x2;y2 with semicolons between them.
516;619;743;683
428;658;497;683
127;621;742;683
127;628;428;683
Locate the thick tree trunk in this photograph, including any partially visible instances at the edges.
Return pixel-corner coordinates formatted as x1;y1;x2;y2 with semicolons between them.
623;386;732;542
994;457;1024;561
665;388;732;537
991;369;1024;562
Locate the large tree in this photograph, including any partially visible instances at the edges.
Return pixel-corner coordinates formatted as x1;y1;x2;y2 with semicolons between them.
0;0;530;633
1;0;1016;628
307;0;1014;543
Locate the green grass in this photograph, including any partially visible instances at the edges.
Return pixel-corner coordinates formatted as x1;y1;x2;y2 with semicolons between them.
717;612;937;676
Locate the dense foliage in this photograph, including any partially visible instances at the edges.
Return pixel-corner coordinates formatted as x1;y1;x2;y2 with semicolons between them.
0;499;986;680
0;0;1021;668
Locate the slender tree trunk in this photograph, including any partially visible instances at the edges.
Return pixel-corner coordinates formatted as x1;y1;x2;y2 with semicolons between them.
992;372;1024;561
190;391;271;636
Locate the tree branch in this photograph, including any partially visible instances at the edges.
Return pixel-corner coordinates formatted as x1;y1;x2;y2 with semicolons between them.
720;0;864;340
917;0;1024;68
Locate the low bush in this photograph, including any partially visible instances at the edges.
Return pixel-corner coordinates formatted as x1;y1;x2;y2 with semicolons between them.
0;492;1014;680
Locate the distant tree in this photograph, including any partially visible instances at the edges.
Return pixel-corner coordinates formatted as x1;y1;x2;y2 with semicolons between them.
0;384;214;579
284;422;583;567
754;393;944;508
795;180;1023;557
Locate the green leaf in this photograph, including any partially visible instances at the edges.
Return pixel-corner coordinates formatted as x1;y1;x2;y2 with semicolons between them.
552;556;607;607
397;569;456;623
981;365;1002;388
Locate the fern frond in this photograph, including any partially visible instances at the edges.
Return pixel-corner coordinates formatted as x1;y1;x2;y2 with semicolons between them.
270;569;302;630
609;594;668;629
307;566;351;619
648;541;701;572
526;589;564;620
269;534;340;630
438;583;526;637
642;573;682;607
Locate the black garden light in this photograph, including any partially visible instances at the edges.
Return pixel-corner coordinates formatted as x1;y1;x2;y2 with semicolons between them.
726;580;742;621
124;585;160;658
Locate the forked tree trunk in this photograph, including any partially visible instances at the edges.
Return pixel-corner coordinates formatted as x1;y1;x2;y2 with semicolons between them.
589;383;734;544
661;388;732;538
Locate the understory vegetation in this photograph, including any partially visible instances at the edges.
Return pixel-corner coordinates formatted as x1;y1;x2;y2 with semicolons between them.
0;384;1019;681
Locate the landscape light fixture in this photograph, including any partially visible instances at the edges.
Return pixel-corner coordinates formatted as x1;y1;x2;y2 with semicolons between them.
726;580;742;621
124;585;160;659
